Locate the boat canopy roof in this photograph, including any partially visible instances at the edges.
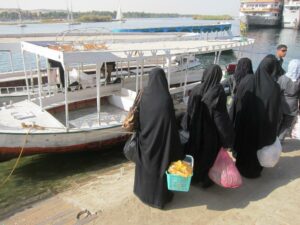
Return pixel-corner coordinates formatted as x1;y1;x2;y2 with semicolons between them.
21;36;255;67
111;23;232;33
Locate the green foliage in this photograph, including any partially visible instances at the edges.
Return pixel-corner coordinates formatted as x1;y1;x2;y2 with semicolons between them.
78;15;112;22
193;15;233;20
124;12;181;18
0;10;183;22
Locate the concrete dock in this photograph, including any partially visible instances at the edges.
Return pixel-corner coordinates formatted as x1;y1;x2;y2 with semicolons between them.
1;138;300;225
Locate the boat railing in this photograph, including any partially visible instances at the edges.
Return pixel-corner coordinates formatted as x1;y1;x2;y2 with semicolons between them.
0;84;60;96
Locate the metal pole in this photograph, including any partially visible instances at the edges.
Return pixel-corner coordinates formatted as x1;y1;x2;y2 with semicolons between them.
35;54;43;108
214;51;218;64
64;65;70;131
96;62;102;126
183;55;189;97
180;56;183;87
28;55;34;91
135;61;139;92
104;62;107;85
141;59;144;88
21;50;31;101
167;56;171;88
9;52;14;72
217;50;222;64
46;60;51;96
116;61;119;77
127;61;130;77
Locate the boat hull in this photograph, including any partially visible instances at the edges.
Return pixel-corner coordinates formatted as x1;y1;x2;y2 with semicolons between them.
241;15;281;27
0;127;130;160
283;10;300;29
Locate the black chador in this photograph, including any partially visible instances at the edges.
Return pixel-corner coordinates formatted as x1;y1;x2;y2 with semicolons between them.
231;55;281;178
134;68;184;209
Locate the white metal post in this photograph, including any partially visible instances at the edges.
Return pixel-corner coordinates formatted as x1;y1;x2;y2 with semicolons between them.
35;54;43;108
135;60;139;92
217;51;222;64
213;51;218;64
27;54;34;90
9;52;14;72
64;65;70;131
120;60;124;87
96;62;102;126
140;59;144;88
21;50;31;101
180;56;183;87
183;55;190;97
167;56;171;88
104;62;107;86
127;61;130;77
46;60;51;96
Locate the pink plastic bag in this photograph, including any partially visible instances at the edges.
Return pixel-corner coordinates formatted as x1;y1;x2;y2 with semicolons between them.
208;148;242;188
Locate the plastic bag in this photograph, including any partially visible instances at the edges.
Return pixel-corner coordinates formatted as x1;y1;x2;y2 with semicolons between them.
123;133;138;163
257;137;282;168
208;148;242;188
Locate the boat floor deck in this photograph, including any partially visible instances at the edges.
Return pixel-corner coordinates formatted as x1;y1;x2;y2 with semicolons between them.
0;100;128;132
0;101;65;132
52;104;128;129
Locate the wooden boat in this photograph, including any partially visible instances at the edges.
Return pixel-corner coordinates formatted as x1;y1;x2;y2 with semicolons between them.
0;35;254;159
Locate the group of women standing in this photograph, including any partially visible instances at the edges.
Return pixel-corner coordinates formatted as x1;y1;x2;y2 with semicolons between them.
132;54;300;209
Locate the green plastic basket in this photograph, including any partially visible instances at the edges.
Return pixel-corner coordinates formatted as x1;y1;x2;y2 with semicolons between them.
166;155;193;192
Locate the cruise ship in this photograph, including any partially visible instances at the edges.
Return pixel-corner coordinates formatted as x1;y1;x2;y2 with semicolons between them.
240;0;284;27
283;0;300;29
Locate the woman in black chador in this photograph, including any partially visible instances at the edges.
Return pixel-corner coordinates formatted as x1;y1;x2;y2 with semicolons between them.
134;68;184;209
231;55;281;178
182;64;234;187
222;57;254;97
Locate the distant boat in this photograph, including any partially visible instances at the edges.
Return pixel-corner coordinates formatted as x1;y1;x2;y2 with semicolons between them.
16;0;26;27
67;0;81;25
283;0;300;29
114;4;126;22
240;0;284;27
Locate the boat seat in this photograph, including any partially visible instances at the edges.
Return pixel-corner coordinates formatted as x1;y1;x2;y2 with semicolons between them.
11;111;36;120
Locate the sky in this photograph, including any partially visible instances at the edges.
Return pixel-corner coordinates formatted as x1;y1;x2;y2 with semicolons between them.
0;0;240;16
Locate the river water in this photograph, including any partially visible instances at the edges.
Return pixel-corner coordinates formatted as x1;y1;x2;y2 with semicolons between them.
0;17;300;220
1;18;300;71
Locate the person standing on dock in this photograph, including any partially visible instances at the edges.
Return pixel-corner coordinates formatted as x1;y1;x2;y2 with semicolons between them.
231;55;281;178
181;64;234;188
276;44;288;78
278;59;300;142
134;68;184;209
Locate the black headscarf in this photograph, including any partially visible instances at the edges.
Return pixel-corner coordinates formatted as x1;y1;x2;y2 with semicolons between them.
134;68;183;209
183;64;234;184
233;57;254;88
232;55;281;178
263;54;283;81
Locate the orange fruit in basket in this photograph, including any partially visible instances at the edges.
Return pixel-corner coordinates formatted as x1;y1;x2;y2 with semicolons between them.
168;160;193;177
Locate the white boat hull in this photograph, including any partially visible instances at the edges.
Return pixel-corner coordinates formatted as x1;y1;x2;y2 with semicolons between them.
0;126;129;157
241;14;281;27
283;9;300;29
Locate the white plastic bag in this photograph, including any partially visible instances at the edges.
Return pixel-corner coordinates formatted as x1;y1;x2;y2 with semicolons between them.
257;137;282;168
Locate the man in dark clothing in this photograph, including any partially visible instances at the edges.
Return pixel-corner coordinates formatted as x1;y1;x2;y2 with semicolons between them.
101;62;116;83
276;44;288;76
48;59;65;88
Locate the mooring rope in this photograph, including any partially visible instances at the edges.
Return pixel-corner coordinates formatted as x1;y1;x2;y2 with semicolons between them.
0;128;32;188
